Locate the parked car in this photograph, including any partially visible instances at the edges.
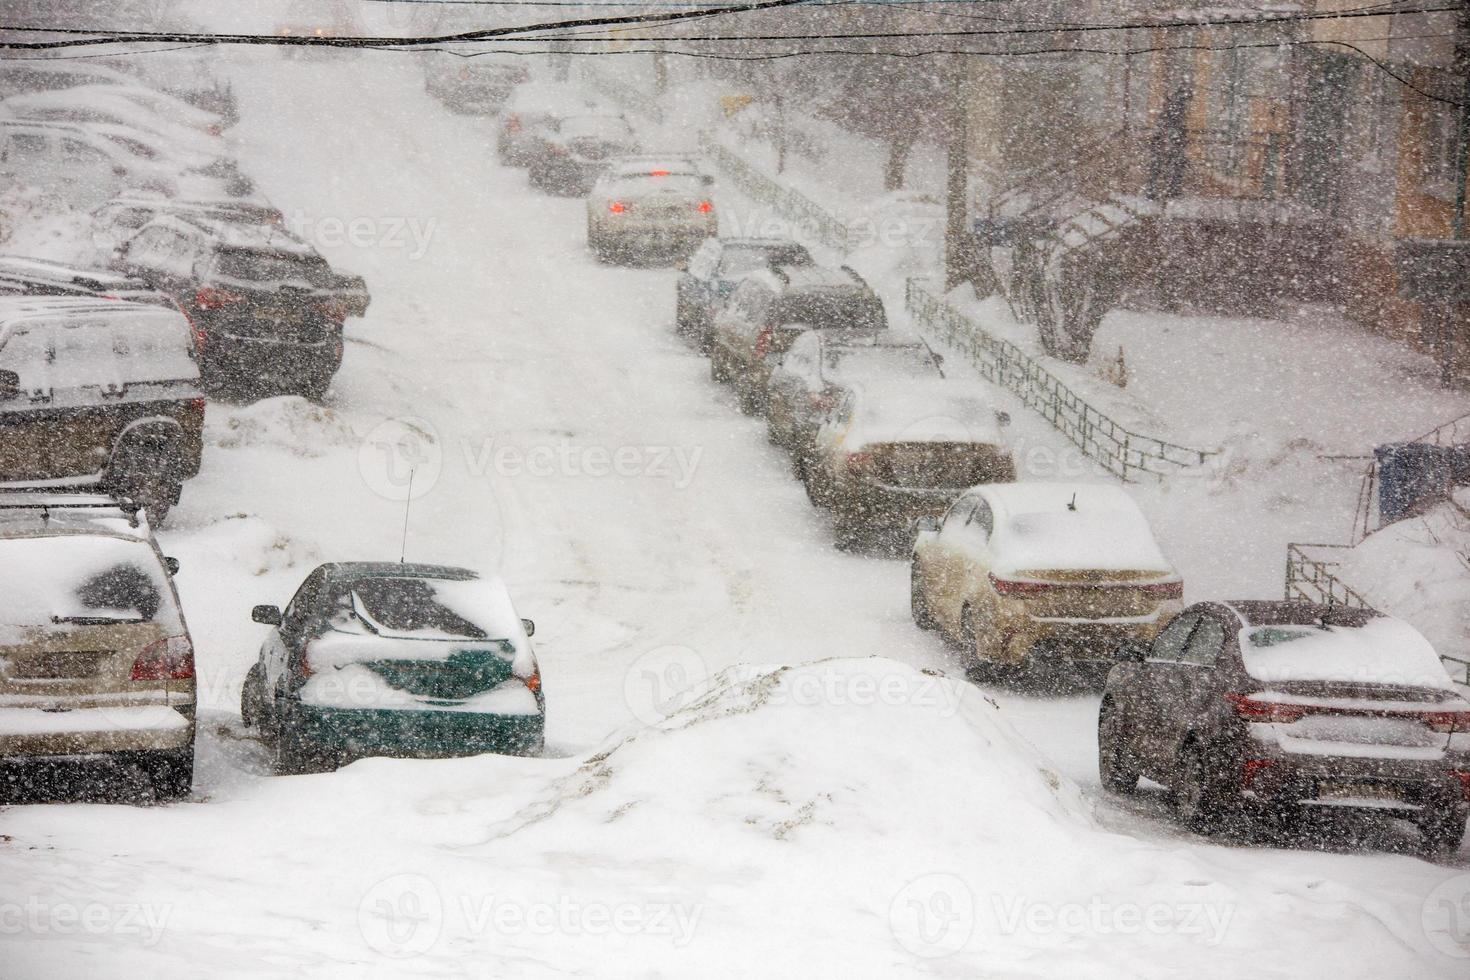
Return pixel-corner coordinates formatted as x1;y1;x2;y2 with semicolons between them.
496;83;604;167
1098;600;1470;854
2;85;225;160
586;164;717;264
240;562;545;773
675;237;812;351
118;214;370;399
92;195;284;263
708;264;886;414
528;115;639;197
0;121;161;209
910;482;1182;679
0;255;179;308
805;380;1014;546
766;328;945;462
425;58;527;114
0;491;195;801
0;295;204;523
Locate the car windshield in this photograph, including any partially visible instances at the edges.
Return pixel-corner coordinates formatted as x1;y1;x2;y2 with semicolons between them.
774;292;884;331
829;346;938;380
214;247;327;284
0;534;180;637
330;576;512;642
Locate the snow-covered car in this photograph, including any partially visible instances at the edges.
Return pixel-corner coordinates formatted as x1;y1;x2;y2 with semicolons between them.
0;295;204;523
675;237;812;350
1098;601;1470;854
528;115;639;197
240;563;545;773
1;85;225;158
0;255;179;308
425;58;527;115
586;164;717;264
0;491;195;801
766;328;946;462
911;482;1182;678
118;214;370;400
92;195;284;263
496;82;604;167
805;380;1015;546
709;264;885;414
0;121;164;209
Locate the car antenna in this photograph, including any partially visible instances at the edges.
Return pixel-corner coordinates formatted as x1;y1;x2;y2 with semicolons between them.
398;468;415;564
1067;492;1077;512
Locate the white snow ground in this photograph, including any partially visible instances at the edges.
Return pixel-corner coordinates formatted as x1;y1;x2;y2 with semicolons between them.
1;49;1467;979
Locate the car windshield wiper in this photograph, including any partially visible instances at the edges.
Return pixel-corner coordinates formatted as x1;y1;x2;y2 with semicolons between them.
51;614;145;626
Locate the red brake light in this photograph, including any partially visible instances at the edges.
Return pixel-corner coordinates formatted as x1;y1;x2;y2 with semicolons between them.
194;284;243;311
987;573;1051;597
753;324;774;359
1226;692;1306;724
1424;710;1470;733
1140;579;1184;600
524;669;541;693
608;200;626;214
1241;758;1273;789
697;200;713;213
131;636;194;681
506;113;522;133
650;169;669;176
1453;771;1470;802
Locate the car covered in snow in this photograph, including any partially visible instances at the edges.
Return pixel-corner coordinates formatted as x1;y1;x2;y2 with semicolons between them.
0;255;180;308
766;328;946;463
805;380;1015;546
528;114;639;197
0;295;204;524
240;562;545;773
586;161;717;264
674;237;812;351
118;214;370;399
911;482;1182;678
0;492;195;801
496;82;605;167
0;120;171;210
424;58;528;115
92;194;286;263
1097;600;1470;854
709;264;886;415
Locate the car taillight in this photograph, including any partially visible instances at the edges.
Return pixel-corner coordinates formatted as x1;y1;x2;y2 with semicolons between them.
987;573;1051;597
844;451;875;476
131;636;194;681
187;396;206;420
1424;709;1470;733
194;284;243;310
753;324;774;359
314;298;348;321
1454;771;1470;802
524;669;541;693
1226;692;1306;724
609;200;626;214
1241;758;1272;789
1139;579;1184;600
650;169;669;176
506;113;521;132
697;200;713;213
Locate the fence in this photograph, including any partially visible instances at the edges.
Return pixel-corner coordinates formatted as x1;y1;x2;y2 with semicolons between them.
1285;542;1470;688
904;278;1216;482
697;134;852;253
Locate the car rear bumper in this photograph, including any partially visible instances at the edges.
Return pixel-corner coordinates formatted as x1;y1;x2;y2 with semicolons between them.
289;704;545;760
831;482;963;532
0;704;195;759
1002;616;1171;664
1239;753;1469;818
201;331;340;388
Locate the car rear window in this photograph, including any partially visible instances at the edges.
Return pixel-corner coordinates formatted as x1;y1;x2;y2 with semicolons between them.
214;248;327;285
330;576;517;643
774;293;885;332
830;346;938;380
1240;619;1457;690
0;534;181;639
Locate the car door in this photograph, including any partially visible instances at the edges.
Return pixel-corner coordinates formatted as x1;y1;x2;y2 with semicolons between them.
1160;613;1229;764
946;496;997;630
923;495;977;631
1132;612;1201;771
768;338;815;438
263;569;326;707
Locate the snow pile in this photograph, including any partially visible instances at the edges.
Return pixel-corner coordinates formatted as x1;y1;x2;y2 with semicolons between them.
205;396;360;456
0;185;106;267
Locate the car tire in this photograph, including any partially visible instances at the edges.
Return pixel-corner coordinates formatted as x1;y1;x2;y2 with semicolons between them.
1097;699;1139;795
1174;742;1231;834
240;662;266;729
107;442;180;527
273;723;332;776
910;560;938;631
674;293;690;336
1417;809;1468;857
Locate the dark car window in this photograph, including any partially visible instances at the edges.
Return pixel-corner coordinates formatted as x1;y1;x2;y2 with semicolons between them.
281;568;327;635
967;499;994;537
942;497;976;532
212;248;327;285
773;292;885;332
1179;617;1224;667
1150;613;1198;662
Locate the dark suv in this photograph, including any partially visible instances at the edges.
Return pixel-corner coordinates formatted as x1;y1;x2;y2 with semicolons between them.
708;265;886;414
118;215;369;399
675;237;812;351
0;295;204;524
1099;600;1470;854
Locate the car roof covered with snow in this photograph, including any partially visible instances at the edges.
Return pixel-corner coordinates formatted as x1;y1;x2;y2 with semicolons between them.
971;482;1176;576
0;256;171;304
504;82;605;116
844;379;1004;447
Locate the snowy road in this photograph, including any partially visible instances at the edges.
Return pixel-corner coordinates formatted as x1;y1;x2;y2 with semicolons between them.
1;51;1466;979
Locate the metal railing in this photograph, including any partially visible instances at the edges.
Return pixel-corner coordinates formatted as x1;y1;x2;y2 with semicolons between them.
1285;542;1470;688
904;278;1216;482
1412;409;1470;447
698;133;852;253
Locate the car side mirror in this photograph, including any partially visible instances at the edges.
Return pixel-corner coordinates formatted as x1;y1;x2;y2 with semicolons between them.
252;604;283;626
0;370;18;401
164;556;180;576
520;617;536;637
1116;640;1149;663
996;411;1012;427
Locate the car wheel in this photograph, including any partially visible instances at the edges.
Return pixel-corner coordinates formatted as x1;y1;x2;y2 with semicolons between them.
1174;742;1231;834
273;723;332;776
107;443;180;526
240;662;266;729
910;560;938;631
1097;699;1139;794
674;293;690;336
1416;809;1468;857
